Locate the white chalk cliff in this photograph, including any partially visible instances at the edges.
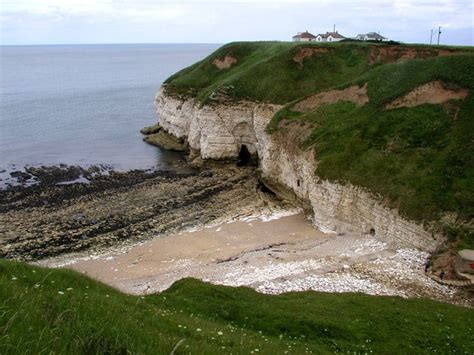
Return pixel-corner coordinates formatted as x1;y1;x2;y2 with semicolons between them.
155;87;442;252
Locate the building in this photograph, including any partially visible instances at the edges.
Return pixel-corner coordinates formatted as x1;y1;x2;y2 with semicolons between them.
456;249;474;276
315;31;345;42
292;31;317;42
355;32;388;41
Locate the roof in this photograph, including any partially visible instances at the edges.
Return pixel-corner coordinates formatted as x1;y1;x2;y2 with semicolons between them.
365;32;387;40
293;31;317;39
318;31;345;39
458;249;474;260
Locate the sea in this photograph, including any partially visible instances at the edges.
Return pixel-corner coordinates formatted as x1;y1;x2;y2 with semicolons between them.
0;43;219;183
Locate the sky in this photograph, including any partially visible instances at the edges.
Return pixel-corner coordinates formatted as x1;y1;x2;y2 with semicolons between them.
1;0;473;45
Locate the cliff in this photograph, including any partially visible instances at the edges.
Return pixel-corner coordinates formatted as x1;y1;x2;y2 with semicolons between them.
149;41;474;253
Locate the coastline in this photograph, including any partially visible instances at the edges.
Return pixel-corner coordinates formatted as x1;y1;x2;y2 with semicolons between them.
1;162;471;307
37;208;471;307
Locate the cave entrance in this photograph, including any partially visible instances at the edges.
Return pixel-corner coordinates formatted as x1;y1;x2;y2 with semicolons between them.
237;144;251;166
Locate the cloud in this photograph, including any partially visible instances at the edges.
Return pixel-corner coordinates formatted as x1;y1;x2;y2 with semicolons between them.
1;0;472;45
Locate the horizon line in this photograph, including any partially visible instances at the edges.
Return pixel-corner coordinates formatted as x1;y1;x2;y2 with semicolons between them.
0;42;225;46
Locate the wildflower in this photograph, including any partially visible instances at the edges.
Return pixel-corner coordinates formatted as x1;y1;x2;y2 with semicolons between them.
58;291;64;295
67;288;73;291
196;328;202;332
11;276;17;281
217;331;223;336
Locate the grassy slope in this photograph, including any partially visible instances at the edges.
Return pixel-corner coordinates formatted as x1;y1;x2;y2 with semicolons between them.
164;41;374;104
165;41;474;248
1;259;473;354
272;55;474;249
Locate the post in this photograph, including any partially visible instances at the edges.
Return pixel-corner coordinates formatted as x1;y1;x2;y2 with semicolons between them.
437;26;442;45
430;29;433;45
333;24;335;32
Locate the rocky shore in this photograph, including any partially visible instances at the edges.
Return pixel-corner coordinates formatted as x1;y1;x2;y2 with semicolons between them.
0;164;274;261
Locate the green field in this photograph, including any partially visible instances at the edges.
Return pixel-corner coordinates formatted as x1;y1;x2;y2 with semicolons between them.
164;41;474;249
1;259;473;354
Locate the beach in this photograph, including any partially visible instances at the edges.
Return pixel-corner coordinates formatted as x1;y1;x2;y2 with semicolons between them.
34;178;471;307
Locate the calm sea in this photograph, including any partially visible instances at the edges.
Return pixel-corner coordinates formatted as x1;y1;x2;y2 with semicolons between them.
0;43;219;177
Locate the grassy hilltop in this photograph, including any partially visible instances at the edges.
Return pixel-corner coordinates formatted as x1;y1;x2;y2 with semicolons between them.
164;41;474;250
1;259;473;353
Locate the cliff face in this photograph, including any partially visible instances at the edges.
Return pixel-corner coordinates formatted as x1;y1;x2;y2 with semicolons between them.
155;88;442;252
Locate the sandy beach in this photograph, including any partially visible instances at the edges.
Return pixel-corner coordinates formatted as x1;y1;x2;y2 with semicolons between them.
39;207;471;307
3;164;470;307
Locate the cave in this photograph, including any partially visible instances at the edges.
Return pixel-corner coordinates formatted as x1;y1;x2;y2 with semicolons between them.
237;144;251;166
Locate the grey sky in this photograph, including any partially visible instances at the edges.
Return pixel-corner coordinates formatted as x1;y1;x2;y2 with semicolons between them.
1;0;473;45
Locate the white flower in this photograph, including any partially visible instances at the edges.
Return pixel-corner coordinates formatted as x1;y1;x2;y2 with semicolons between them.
217;331;223;336
11;276;17;281
67;288;73;291
58;291;64;295
196;328;202;332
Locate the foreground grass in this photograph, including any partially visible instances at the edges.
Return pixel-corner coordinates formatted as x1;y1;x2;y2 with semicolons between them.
1;259;473;354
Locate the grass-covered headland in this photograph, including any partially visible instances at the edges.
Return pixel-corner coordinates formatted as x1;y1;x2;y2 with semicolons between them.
1;259;473;354
164;41;474;250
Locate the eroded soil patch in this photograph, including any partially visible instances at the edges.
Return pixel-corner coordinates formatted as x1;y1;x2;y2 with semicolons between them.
213;55;238;69
293;47;329;66
386;80;468;109
369;46;459;65
294;83;369;112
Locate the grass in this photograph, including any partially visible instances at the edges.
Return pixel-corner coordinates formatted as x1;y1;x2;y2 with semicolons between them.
269;55;474;228
1;259;473;354
269;54;474;250
164;41;473;106
164;41;373;104
165;41;473;248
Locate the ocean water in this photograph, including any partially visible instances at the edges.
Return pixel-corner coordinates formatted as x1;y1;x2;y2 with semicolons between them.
0;44;219;175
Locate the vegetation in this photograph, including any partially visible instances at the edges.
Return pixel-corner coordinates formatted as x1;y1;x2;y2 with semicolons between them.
164;41;472;105
1;259;473;354
165;41;473;248
165;41;373;104
272;55;474;231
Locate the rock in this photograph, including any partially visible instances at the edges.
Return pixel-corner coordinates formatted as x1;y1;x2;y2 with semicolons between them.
143;130;188;152
140;123;161;135
155;87;444;252
10;171;32;182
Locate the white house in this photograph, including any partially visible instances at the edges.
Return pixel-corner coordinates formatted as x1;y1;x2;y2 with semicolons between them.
292;31;317;42
355;32;388;41
316;31;346;42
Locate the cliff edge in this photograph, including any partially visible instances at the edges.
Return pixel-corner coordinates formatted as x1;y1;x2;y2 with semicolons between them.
149;41;474;260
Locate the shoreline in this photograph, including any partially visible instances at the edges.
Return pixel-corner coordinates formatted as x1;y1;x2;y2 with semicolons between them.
39;209;472;307
1;163;472;307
